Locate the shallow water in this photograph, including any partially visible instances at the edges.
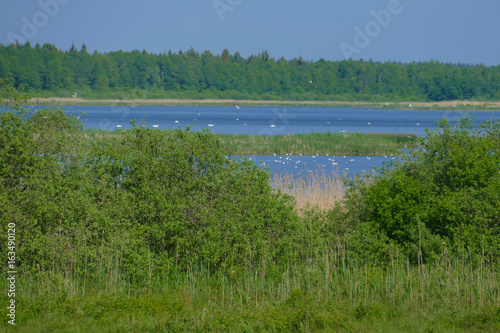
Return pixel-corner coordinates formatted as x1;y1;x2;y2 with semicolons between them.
52;105;500;136
18;105;499;178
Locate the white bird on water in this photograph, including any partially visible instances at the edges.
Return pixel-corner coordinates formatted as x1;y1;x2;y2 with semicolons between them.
116;125;122;128
153;124;159;128
208;124;214;127
174;120;179;123
235;105;240;110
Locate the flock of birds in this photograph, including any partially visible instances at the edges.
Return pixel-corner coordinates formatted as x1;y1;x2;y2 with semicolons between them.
113;104;422;131
240;153;398;176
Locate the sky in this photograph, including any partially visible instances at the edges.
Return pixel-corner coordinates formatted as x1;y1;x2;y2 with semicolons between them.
1;0;499;66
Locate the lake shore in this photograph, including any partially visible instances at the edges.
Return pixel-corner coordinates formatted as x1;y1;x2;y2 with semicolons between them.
29;97;500;110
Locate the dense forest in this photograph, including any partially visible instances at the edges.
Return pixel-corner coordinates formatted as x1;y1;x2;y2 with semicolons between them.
1;41;499;101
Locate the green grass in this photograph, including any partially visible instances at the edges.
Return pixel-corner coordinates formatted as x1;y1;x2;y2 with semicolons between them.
3;244;499;332
78;129;418;156
211;132;417;156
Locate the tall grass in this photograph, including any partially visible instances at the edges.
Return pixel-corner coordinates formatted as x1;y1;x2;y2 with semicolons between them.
271;169;346;211
79;129;416;156
218;132;417;156
4;243;499;332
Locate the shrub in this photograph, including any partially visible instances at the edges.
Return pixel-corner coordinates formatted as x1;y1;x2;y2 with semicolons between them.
0;82;304;277
341;116;500;261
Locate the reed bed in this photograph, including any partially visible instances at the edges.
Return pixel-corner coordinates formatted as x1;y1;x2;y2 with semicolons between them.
4;243;499;332
218;132;417;156
271;168;346;211
270;166;377;211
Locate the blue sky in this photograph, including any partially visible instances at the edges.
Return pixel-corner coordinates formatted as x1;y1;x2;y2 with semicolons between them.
1;0;499;65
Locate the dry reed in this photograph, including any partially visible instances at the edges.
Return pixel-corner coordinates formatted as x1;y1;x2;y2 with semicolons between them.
271;167;347;211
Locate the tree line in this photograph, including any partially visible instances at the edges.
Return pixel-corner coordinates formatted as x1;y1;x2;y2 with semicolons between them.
1;41;499;101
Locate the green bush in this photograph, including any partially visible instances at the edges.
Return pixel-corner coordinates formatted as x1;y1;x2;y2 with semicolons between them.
118;123;303;274
1;80;304;277
341;116;500;261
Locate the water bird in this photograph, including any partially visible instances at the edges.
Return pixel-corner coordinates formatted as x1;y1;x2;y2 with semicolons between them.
409;104;413;108
368;122;371;125
116;125;122;128
174;120;179;123
236;118;239;121
235;105;240;110
207;124;214;127
153;124;159;128
270;124;276;128
416;123;420;126
72;92;77;98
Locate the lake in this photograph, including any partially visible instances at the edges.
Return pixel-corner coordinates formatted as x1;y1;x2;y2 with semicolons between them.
56;105;500;136
27;105;500;177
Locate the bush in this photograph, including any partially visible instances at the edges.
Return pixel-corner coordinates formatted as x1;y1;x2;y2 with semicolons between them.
118;124;303;274
341;116;500;261
0;81;304;277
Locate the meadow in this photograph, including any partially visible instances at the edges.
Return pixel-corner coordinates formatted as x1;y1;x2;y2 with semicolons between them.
1;82;499;332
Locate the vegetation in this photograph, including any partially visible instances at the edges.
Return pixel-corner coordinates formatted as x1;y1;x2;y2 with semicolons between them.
340;116;500;263
79;129;418;156
1;41;500;102
1;81;499;331
217;132;417;156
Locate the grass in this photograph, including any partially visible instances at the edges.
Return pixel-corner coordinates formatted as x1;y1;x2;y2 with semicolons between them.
78;129;418;156
213;132;416;156
271;169;347;212
3;172;498;332
3;243;499;332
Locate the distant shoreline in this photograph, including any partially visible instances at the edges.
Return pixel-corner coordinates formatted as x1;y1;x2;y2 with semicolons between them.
28;97;500;111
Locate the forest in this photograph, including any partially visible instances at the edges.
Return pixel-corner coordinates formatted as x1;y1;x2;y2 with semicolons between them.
1;41;499;102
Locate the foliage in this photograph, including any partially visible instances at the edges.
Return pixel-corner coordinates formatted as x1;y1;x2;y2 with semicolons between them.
0;80;303;279
1;79;500;331
1;42;499;101
341;116;500;261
